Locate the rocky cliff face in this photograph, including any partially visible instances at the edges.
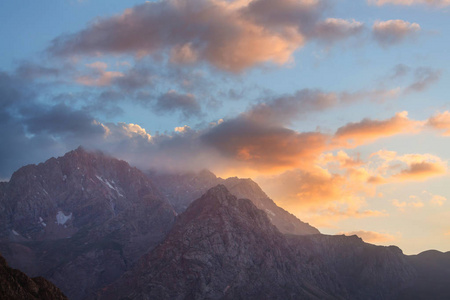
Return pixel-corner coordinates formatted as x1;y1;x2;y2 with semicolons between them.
0;252;67;300
0;147;176;299
149;170;319;235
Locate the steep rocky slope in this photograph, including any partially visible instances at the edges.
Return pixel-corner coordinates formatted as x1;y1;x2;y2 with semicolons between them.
0;147;176;299
100;185;419;300
149;170;319;235
100;185;330;300
0;252;67;300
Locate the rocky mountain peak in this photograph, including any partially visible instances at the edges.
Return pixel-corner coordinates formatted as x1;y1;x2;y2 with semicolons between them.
149;170;320;235
99;185;312;299
0;148;176;299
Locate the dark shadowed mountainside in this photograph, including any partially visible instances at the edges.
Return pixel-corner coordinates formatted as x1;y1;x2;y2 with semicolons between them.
0;252;67;300
397;250;450;299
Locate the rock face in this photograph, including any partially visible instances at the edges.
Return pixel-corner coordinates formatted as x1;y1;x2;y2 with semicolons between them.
149;170;319;235
0;252;67;300
100;185;417;300
0;147;176;299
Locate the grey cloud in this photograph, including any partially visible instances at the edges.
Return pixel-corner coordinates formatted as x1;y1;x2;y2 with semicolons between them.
113;67;155;91
313;18;365;44
242;0;328;34
246;89;338;125
155;90;202;119
15;61;60;80
406;67;442;93
390;64;410;80
23;103;106;138
372;20;420;47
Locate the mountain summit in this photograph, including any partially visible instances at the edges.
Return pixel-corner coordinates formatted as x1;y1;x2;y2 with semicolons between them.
0;147;176;299
149;170;319;235
100;184;326;299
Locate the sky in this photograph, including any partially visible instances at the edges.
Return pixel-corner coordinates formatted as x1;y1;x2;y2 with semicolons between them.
1;0;450;254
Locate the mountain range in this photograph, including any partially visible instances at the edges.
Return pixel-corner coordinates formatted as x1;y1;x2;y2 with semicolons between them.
0;147;449;299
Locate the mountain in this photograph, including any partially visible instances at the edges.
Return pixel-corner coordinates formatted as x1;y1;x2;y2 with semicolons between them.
0;252;67;300
397;250;450;299
0;147;176;299
149;170;319;235
99;185;329;300
100;185;417;300
1;148;449;300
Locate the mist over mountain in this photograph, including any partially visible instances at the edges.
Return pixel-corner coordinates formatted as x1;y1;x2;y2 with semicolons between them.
148;170;319;235
0;148;448;299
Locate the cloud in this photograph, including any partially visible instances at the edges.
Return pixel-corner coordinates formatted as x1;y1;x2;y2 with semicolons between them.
334;111;422;147
340;230;396;244
155;90;202;119
314;18;364;44
382;65;441;94
405;67;442;93
430;194;447;206
368;0;450;7
370;150;447;182
427;111;450;136
390;64;411;80
395;161;446;180
201;117;328;172
76;62;124;86
372;20;420;47
15;61;60;80
392;197;424;211
48;0;312;72
47;0;369;72
245;89;339;125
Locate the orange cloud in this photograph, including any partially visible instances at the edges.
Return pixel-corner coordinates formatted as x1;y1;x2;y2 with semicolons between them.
369;151;447;182
427;111;450;136
340;230;396;244
430;195;447;206
201;118;329;172
334;111;422;147
392;197;424;211
395;161;447;180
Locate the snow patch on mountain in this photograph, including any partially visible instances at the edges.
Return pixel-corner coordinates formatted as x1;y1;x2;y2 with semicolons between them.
56;211;72;225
